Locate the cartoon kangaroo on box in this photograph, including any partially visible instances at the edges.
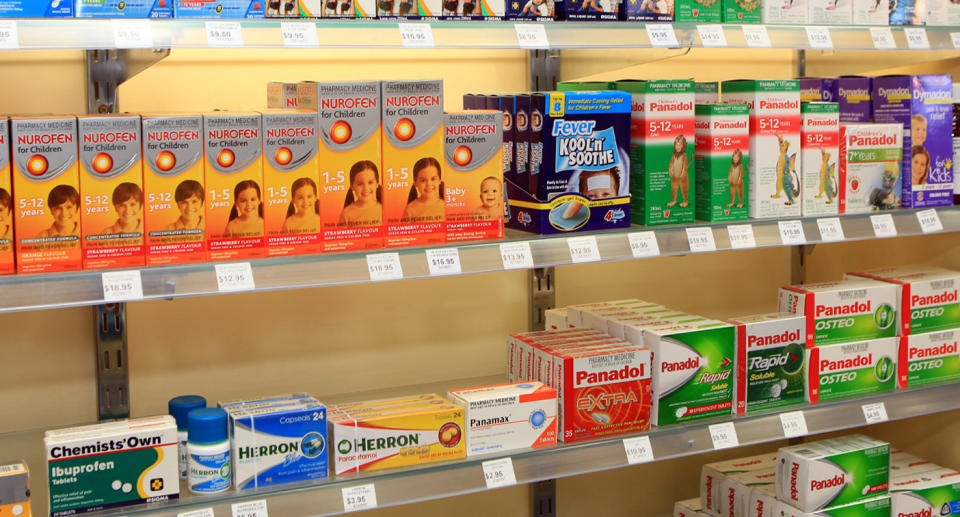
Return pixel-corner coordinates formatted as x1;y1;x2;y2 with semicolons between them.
727;149;744;208
772;135;799;205
815;149;837;204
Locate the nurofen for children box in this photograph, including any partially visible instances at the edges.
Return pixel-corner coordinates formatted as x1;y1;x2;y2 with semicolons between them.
203;112;266;261
900;330;960;389
847;266;960;335
806;337;899;403
76;1;174;17
45;416;179;516
173;0;266;17
723;0;761;22
77;114;145;270
838;123;903;213
0;118;12;275
11;115;82;274
722;80;802;218
729;313;806;415
618;79;695;225
381;80;445;248
700;453;778;515
801;102;840;217
776;435;890;511
763;0;807;24
448;381;557;456
142;114;207;266
261;110;322;257
779;496;892;517
695;103;749;222
267;82;299;109
779;278;900;346
872;75;954;208
0;1;73;16
444;111;504;242
644;321;737;426
808;0;851;24
0;461;30;517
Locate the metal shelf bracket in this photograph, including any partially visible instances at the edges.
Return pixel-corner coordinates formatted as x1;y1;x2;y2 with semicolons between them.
529;267;556;331
95;303;130;421
529;49;561;91
85;48;170;114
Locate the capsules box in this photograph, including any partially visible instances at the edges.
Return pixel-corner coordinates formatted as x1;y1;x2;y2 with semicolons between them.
45;416;179;516
837;123;904;213
762;0;807;24
330;403;466;475
847;265;960;335
76;1;173;17
644;321;737;426
11;115;82;274
899;330;960;389
507;0;557;19
800;102;840;217
618;79;696;225
173;0;266;17
444;111;505;242
203;112;266;261
0;461;30;517
266;0;300;16
624;0;673;21
506;90;631;235
448;381;557;456
806;337;899;403
230;402;329;489
778;278;900;346
872;75;954;208
700;453;777;515
0;118;11;275
721;80;802;219
723;0;761;22
267;82;299;109
696;82;720;104
852;0;888;23
717;468;776;517
927;0;960;25
776;435;890;511
78;114;146;270
0;1;73;16
780;496;892;517
837;77;872;123
695;103;749;222
730;312;806;415
889;0;924;23
564;0;620;19
890;470;960;517
800;78;839;104
675;497;709;517
808;0;851;24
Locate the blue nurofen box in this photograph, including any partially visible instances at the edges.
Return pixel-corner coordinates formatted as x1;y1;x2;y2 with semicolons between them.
76;0;173;17
0;1;74;17
173;0;265;17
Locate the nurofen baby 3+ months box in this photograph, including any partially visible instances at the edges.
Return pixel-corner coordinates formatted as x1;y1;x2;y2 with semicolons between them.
779;278;900;346
846;265;960;335
838;123;903;213
729;312;806;415
800;102;840;217
444;111;504;242
448;381;557;456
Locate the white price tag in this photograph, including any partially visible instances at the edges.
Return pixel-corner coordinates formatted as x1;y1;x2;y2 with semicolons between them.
871;27;897;49
779;411;809;438
366;252;403;281
870;213;897;237
904;27;930;49
515;23;549;48
482;458;517;488
742;25;771;48
281;22;319;47
686;227;717;253
862;402;889;424
425;247;462;276
215;262;255;292
708;422;739;450
568;236;601;263
778;220;806;245
205;21;244;47
727;224;756;249
0;21;19;49
399;22;435;47
805;26;833;49
342;484;378;512
232;500;268;517
951;32;960;49
102;270;144;302
178;510;214;517
623;436;654;464
628;231;660;258
697;24;727;47
917;209;943;233
817;217;845;242
112;19;153;48
646;23;679;47
500;242;534;270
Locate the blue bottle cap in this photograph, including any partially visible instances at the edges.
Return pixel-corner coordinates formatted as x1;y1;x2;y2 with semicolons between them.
169;395;207;431
187;408;228;445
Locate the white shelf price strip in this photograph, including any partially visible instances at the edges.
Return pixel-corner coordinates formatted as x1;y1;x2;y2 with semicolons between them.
628;231;660;258
482;458;517;488
646;24;679;47
778;220;806;245
817;217;845;242
112;20;152;49
917;209;943;233
0;21;18;49
500;242;534;269
205;21;244;47
281;22;319;47
708;422;739;449
179;510;214;517
515;23;549;48
102;270;144;302
904;27;930;49
779;411;809;438
805;27;833;49
623;435;654;464
742;25;771;48
951;32;960;49
870;27;896;49
425;248;462;276
870;213;897;237
231;500;268;517
342;484;377;512
862;402;889;424
399;23;435;47
727;224;756;249
686;227;717;252
366;252;403;281
697;24;727;47
568;236;601;263
215;262;255;292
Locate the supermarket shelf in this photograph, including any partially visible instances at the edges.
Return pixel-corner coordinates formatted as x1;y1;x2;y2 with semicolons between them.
1;206;956;313
14;376;960;516
3;18;960;50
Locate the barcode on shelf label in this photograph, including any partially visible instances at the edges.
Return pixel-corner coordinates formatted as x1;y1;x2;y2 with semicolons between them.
500;242;534;269
628;231;660;258
0;464;23;474
805;27;833;49
342;484;378;512
482;458;517;488
0;21;18;49
232;500;268;517
917;209;943;233
727;224;756;249
113;19;153;48
179;509;215;517
102;270;144;302
951;32;960;49
399;22;435;47
568;235;601;263
281;22;319;47
904;27;930;49
367;253;403;281
205;21;244;47
515;23;549;48
425;248;462;276
623;435;654;464
778;220;806;245
697;24;727;47
708;422;739;450
742;25;771;48
215;262;255;292
862;402;889;424
779;411;808;438
870;27;896;49
686;227;717;252
817;217;845;242
870;213;897;237
646;24;679;47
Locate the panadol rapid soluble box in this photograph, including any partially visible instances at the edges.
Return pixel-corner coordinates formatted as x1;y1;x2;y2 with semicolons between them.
846;266;960;336
730;313;806;415
806;338;899;404
448;381;557;456
900;330;960;389
779;496;892;517
701;453;778;515
801;102;840;217
779;278;900;346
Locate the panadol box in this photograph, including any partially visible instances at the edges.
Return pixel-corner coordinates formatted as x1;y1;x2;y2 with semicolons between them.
730;313;806;414
701;453;778;515
900;330;960;389
716;468;776;517
676;497;710;517
779;278;900;346
806;338;899;403
745;484;779;517
846;266;960;336
779;495;891;517
891;471;960;517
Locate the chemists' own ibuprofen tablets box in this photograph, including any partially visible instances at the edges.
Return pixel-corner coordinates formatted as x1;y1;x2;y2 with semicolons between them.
838;123;903;213
695;103;750;222
0;117;12;275
806;337;899;403
444;111;505;242
448;381;557;456
779;496;892;517
801;102;840;217
700;453;778;515
729;312;806;415
899;330;960;389
779;278;900;346
846;266;960;335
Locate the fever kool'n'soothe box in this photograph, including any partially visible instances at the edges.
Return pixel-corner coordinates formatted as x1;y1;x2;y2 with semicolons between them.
800;102;840;217
78;114;146;270
695;103;750;222
838;123;903;214
846;265;960;335
0;117;12;275
11;116;82;274
444;111;504;242
729;312;806;415
779;278;900;346
448;381;557;456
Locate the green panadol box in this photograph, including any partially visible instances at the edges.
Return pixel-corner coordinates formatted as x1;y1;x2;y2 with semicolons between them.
902;329;960;389
779;278;900;346
846;266;960;336
695;103;750;222
806;337;898;404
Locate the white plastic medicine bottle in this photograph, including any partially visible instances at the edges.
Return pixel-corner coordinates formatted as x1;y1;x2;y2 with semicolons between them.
187;407;231;494
168;395;207;479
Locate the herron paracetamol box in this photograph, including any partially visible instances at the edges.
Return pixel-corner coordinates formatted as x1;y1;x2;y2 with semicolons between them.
11;115;82;274
806;338;899;403
695;103;749;222
701;453;778;515
801;102;839;217
448;381;557;456
779;278;900;346
847;266;960;335
838;123;903;213
730;312;806;415
0;118;12;275
444;111;504;242
78;114;145;270
900;330;960;389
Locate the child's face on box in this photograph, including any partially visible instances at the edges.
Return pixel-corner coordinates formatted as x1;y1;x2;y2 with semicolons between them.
415;165;441;200
116;197;141;225
52;199;77;226
236;187;261;218
178;194;203;221
0;203;9;225
352;168;378;202
912;119;927;146
480;178;500;208
293;184;317;214
583;172;617;200
912;152;929;183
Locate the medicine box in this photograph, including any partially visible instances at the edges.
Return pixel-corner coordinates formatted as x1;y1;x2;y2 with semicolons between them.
778;278;900;346
448;381;557;456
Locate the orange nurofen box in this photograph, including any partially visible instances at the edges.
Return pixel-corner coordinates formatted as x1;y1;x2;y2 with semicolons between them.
203;112;266;261
381;80;445;248
0;117;13;275
261;110;321;257
444;111;504;242
11;115;82;274
142;114;207;265
77;114;145;270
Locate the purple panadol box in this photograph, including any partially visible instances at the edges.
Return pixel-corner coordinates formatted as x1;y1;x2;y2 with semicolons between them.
837;76;872;123
872;74;954;208
799;78;838;103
